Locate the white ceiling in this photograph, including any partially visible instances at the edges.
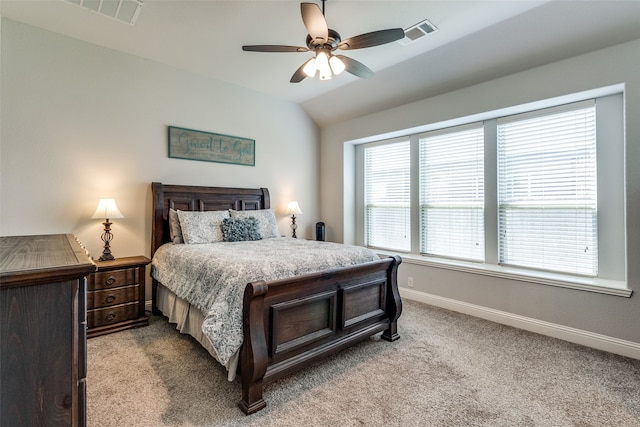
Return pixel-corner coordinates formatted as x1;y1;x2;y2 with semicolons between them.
2;0;640;126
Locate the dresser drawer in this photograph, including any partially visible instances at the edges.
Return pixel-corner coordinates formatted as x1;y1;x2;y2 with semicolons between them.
88;302;139;328
88;268;138;290
87;285;139;310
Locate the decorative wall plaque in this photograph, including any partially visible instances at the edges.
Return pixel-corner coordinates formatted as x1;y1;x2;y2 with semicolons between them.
168;126;255;166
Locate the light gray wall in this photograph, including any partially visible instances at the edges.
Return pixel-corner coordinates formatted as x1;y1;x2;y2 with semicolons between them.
0;19;320;286
319;38;640;345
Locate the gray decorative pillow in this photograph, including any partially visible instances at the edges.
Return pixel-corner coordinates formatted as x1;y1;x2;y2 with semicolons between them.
176;210;230;244
168;209;184;244
221;217;262;242
229;208;279;238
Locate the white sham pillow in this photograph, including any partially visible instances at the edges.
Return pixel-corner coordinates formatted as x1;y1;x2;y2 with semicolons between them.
229;208;280;239
176;210;230;244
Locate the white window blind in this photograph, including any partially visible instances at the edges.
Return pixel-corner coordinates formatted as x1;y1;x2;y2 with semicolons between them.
364;140;411;251
497;100;597;276
419;125;485;261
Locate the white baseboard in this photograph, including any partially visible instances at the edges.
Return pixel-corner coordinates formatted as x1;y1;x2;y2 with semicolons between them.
400;288;640;360
145;300;152;312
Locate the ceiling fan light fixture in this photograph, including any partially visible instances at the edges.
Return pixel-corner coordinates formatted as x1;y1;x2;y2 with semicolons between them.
329;55;345;75
315;50;333;80
303;57;317;77
316;50;331;73
319;69;333;80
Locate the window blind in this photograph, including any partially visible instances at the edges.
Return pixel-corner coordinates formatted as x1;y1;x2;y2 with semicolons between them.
364;140;411;251
497;100;597;276
419;125;485;261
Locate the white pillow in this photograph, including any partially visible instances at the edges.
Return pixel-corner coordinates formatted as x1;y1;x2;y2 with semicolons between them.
229;208;280;238
176;210;230;244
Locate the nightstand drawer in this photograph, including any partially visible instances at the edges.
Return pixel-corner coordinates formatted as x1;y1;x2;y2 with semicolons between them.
87;256;150;337
88;268;138;290
88;302;139;328
87;285;139;310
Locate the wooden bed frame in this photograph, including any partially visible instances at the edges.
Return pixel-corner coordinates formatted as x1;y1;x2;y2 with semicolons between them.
150;182;402;414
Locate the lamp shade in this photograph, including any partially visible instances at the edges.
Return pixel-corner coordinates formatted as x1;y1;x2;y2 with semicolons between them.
91;198;124;219
329;55;345;75
303;57;317;78
285;201;303;215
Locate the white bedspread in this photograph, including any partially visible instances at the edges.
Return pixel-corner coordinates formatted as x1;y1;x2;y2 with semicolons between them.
151;237;380;365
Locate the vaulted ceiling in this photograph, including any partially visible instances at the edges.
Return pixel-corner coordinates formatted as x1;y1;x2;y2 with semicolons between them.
2;1;640;126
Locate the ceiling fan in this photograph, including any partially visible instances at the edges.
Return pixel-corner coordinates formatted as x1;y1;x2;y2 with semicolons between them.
242;1;405;83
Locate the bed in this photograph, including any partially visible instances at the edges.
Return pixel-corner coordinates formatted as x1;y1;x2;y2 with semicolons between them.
150;182;402;414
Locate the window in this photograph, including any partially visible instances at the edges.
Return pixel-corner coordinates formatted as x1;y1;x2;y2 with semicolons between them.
497;101;597;276
357;91;625;290
419;125;485;261
364;140;410;251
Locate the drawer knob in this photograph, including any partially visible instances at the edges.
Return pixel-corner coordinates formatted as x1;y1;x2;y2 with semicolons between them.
105;294;116;303
105;311;116;322
105;276;116;286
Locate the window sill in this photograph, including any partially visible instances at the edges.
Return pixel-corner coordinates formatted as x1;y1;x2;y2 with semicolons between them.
376;251;632;298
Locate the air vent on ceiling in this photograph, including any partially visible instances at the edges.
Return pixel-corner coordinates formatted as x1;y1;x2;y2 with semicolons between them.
63;0;143;25
398;19;438;46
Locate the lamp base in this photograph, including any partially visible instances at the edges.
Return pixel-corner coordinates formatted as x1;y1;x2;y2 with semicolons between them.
98;251;116;262
98;219;117;261
290;215;298;238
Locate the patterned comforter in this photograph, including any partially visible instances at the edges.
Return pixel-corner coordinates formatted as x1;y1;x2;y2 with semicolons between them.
151;237;380;365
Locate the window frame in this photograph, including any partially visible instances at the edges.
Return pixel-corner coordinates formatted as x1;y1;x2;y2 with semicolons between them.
418;123;486;262
354;88;629;297
363;138;411;252
496;100;598;277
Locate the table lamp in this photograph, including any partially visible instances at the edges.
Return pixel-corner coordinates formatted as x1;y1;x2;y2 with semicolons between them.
285;201;303;238
91;198;124;261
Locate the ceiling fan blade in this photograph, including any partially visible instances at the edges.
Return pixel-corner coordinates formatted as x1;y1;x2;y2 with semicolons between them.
336;55;374;79
243;45;309;53
301;3;328;44
338;28;405;50
290;59;313;83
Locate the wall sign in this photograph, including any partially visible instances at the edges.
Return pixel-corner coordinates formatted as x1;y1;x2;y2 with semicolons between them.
168;126;255;166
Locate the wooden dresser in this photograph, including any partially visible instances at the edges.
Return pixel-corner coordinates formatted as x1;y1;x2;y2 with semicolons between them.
87;256;150;338
0;234;96;427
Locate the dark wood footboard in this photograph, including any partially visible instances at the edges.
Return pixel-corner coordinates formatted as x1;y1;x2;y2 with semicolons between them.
238;255;402;414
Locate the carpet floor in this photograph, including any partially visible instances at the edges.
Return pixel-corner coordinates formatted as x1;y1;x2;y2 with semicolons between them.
87;300;640;426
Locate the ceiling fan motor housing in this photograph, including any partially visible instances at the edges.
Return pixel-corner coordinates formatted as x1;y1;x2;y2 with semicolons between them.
306;29;341;50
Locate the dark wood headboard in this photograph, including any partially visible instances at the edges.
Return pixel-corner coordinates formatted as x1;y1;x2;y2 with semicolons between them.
151;182;270;257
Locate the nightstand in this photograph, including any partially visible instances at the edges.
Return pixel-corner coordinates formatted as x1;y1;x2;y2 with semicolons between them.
87;256;150;338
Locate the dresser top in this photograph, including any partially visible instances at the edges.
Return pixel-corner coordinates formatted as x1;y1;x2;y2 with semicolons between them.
0;234;96;288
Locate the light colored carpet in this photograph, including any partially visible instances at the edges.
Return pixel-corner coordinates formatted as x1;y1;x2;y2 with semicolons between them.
87;300;640;426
